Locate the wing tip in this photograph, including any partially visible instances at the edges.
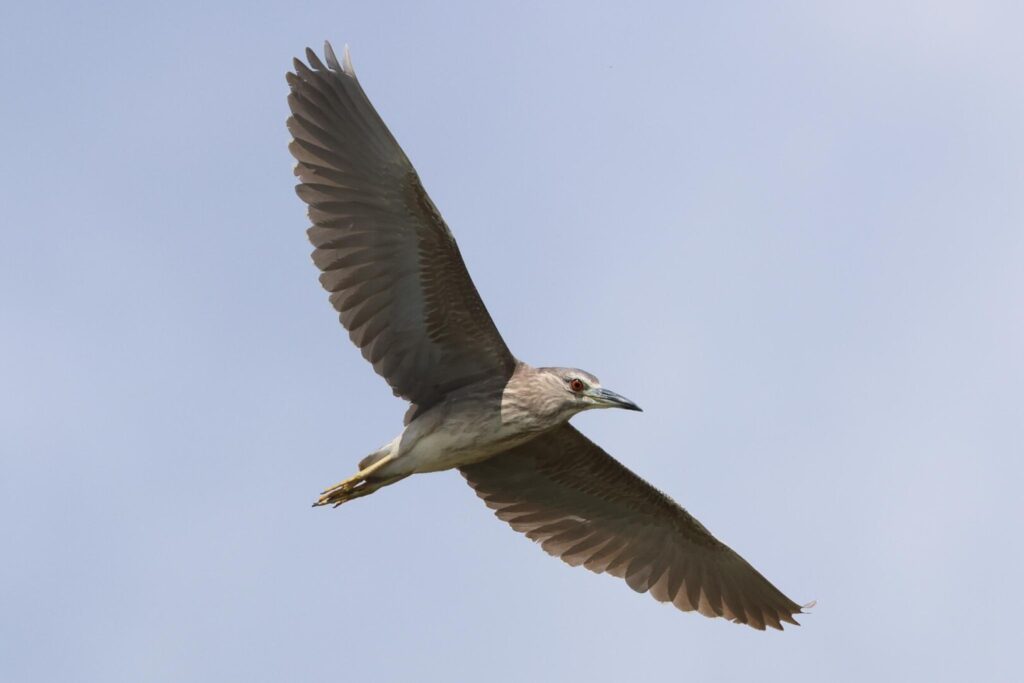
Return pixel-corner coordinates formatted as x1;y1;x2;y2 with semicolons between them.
343;44;356;76
304;46;325;71
323;41;340;70
290;41;355;80
323;40;356;77
762;598;813;631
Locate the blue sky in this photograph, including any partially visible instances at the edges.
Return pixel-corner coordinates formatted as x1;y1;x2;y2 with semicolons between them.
2;2;1022;681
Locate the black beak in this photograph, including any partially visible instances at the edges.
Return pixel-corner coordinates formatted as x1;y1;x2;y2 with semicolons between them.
591;387;642;412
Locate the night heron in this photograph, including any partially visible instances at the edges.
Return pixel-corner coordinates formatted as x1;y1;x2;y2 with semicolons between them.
287;42;809;630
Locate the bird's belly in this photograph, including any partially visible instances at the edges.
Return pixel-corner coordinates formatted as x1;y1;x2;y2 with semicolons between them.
397;422;542;474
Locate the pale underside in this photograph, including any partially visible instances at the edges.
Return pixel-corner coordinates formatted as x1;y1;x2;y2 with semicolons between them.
287;41;807;630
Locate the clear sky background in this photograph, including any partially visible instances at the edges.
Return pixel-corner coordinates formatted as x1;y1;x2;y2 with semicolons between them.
3;2;1022;681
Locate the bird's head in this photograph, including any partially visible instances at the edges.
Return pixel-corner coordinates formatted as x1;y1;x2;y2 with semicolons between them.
534;367;642;417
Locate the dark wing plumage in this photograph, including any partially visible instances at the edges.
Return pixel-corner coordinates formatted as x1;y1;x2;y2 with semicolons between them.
287;43;516;411
460;424;806;630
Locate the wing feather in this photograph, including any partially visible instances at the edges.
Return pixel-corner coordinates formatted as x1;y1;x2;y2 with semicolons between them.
288;43;516;410
460;424;807;631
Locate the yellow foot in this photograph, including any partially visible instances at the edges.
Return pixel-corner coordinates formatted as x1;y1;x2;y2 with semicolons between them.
313;454;402;507
313;475;408;507
316;473;363;501
314;480;376;507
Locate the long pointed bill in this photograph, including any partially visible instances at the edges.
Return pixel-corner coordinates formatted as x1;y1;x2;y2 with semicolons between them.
590;387;642;412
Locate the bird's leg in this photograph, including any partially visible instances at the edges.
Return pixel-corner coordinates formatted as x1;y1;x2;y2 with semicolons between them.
313;454;398;507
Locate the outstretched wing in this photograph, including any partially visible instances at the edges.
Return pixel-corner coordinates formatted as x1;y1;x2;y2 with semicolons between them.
460;424;807;630
287;43;516;410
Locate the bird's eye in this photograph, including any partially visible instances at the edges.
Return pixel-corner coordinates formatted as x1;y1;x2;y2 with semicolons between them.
569;378;585;393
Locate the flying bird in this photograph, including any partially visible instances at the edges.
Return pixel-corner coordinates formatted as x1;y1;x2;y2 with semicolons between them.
287;42;808;630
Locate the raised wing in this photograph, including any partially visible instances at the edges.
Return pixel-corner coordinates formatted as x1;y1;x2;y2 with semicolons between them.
460;424;807;630
287;43;516;410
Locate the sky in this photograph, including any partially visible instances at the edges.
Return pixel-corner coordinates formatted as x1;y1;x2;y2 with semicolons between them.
2;1;1023;681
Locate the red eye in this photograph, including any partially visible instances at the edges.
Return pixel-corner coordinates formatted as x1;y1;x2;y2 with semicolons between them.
569;378;585;392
